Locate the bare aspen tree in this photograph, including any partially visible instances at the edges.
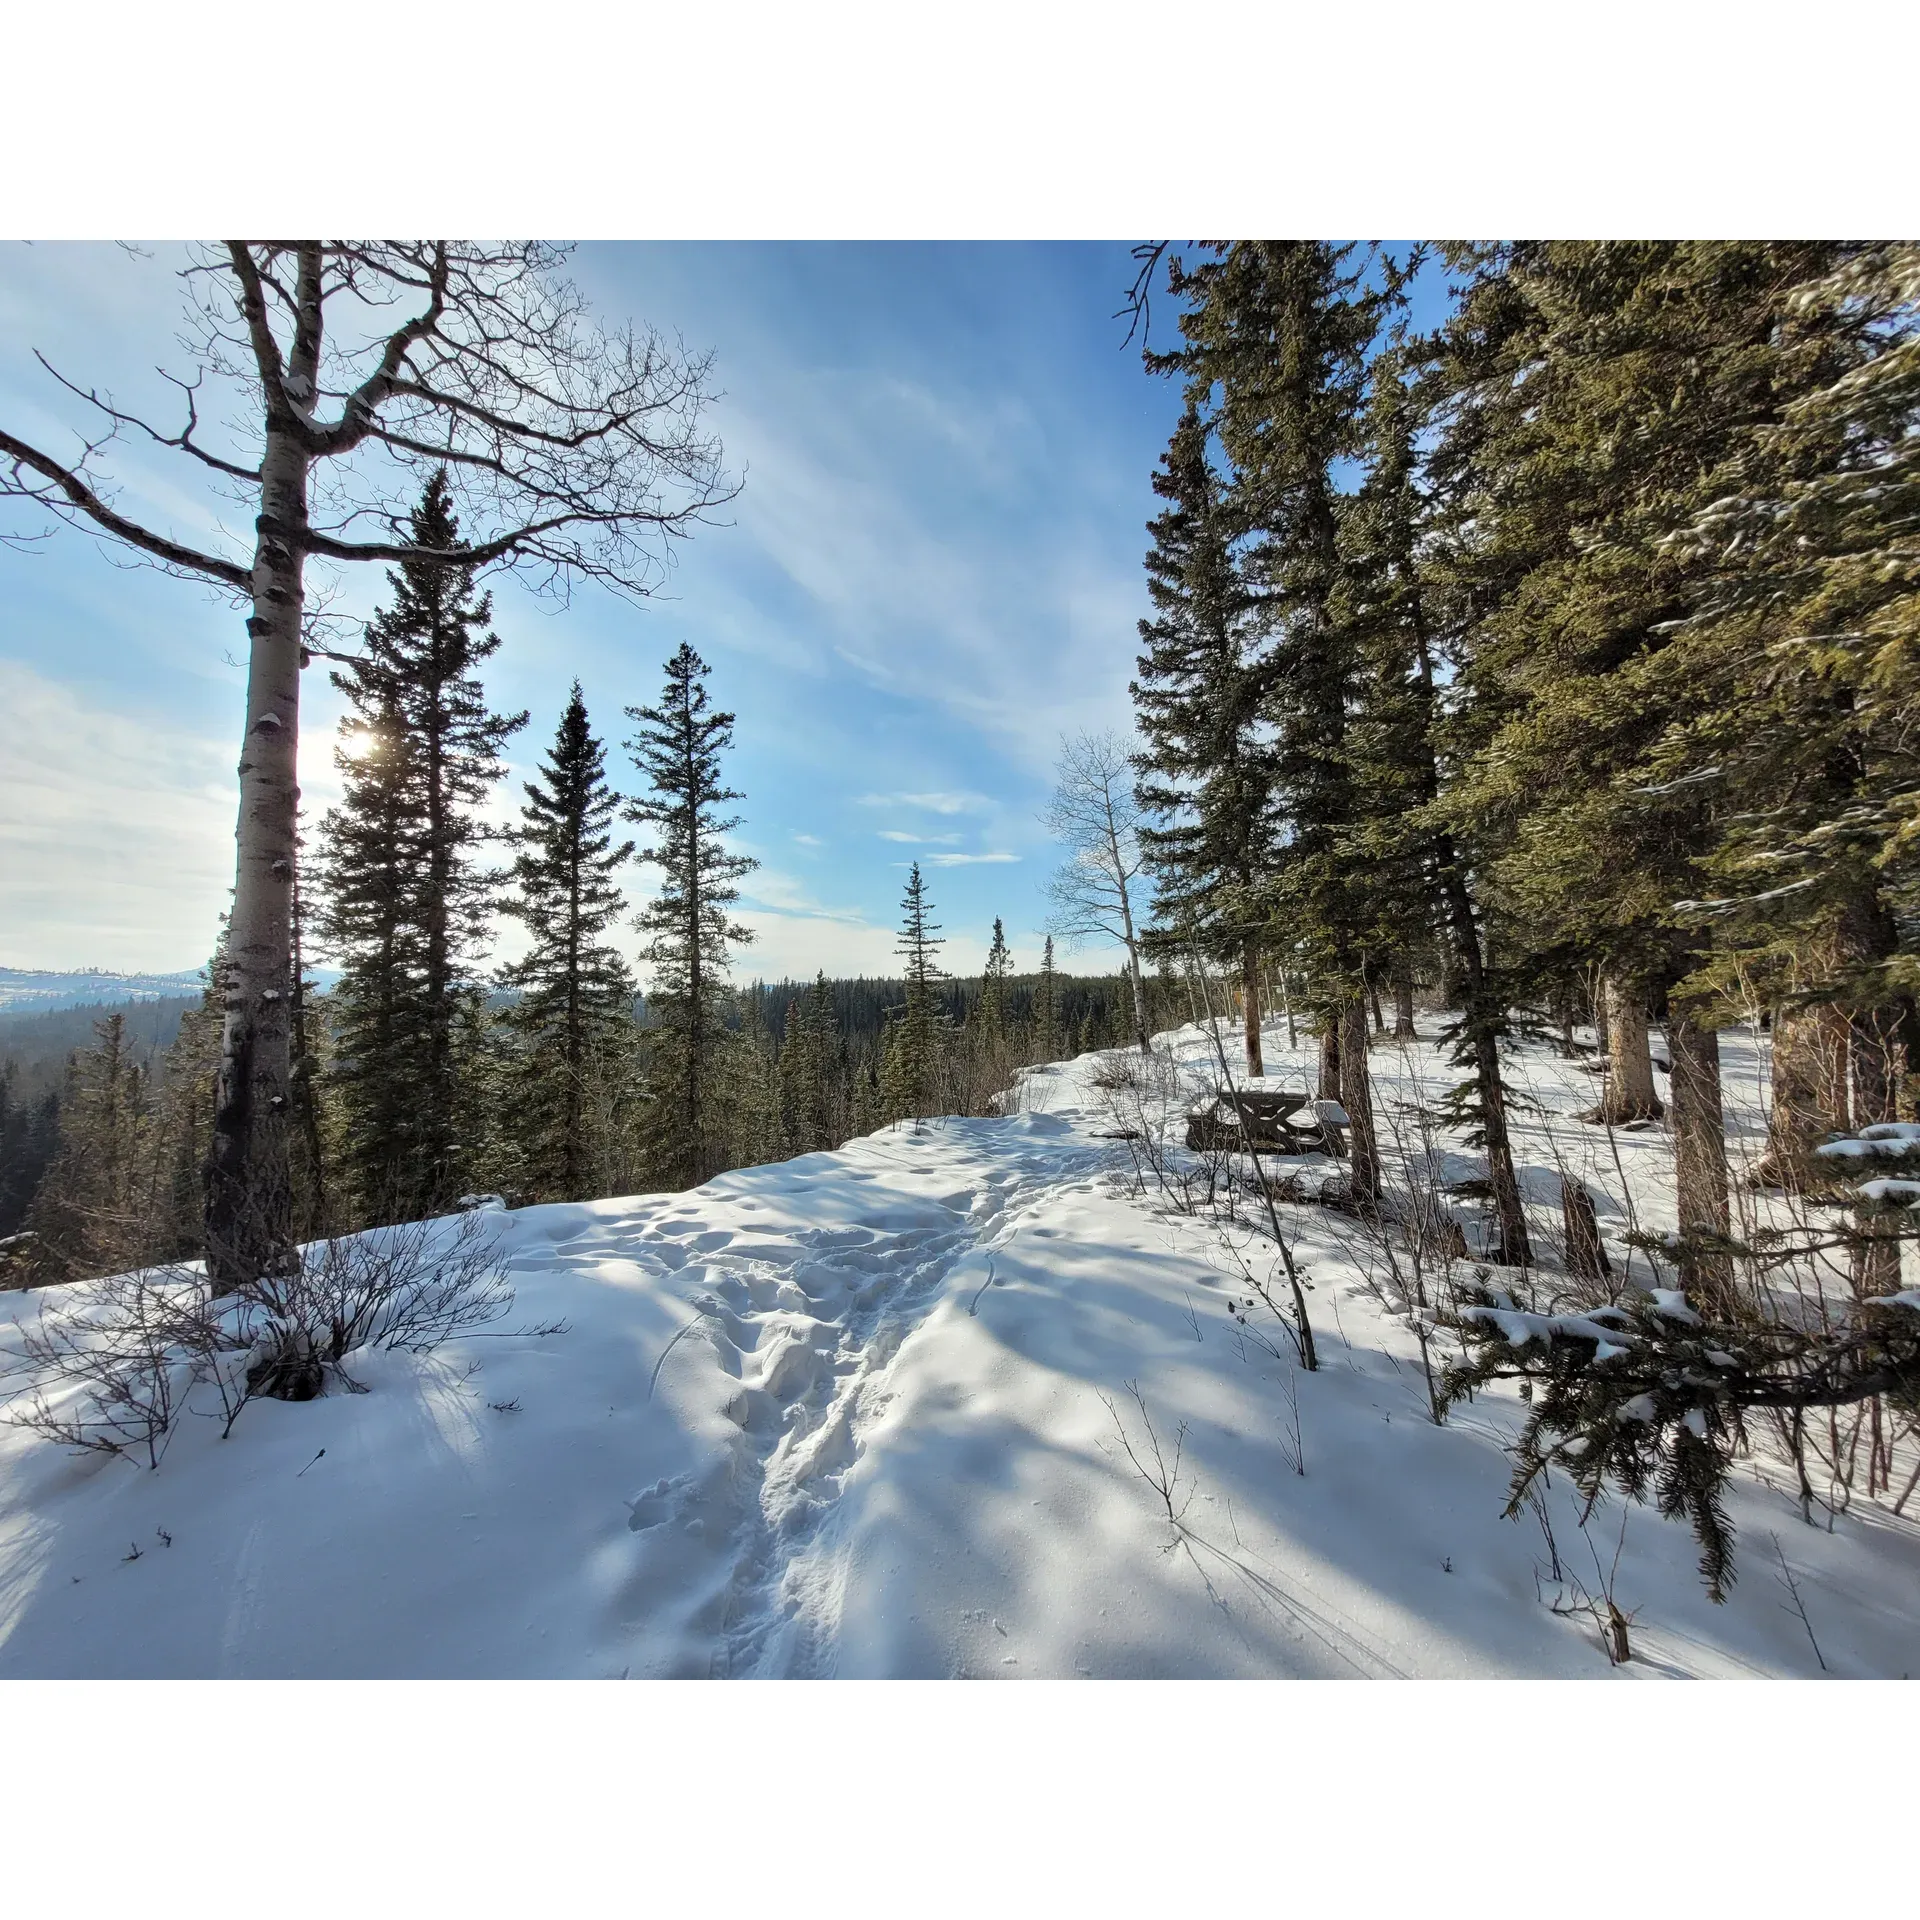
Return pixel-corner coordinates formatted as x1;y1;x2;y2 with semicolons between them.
1042;729;1155;1054
1;243;730;1290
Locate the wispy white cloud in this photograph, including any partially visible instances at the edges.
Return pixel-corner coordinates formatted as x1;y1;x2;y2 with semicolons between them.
0;661;233;969
928;851;1020;867
738;866;872;926
790;832;825;848
876;829;961;845
703;362;1146;782
857;791;990;815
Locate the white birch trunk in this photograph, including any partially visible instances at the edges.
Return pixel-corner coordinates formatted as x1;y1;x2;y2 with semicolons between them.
205;428;307;1293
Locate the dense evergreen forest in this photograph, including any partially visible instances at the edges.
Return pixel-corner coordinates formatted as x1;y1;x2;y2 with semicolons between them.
1122;240;1916;1260
1116;239;1919;1563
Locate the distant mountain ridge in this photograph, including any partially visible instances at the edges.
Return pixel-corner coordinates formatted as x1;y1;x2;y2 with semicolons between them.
0;965;351;1016
0;967;207;1014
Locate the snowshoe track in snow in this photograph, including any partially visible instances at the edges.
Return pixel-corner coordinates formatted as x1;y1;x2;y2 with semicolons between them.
610;1117;1097;1678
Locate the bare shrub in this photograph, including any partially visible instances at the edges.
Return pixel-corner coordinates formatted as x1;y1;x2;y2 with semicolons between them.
1099;1379;1194;1530
1546;1507;1638;1666
1088;1051;1146;1094
2;1207;532;1466
1095;1043;1240;1216
2;1265;217;1467
238;1211;522;1399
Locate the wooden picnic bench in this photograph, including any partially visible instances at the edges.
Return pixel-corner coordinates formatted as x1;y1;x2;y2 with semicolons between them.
1184;1088;1348;1158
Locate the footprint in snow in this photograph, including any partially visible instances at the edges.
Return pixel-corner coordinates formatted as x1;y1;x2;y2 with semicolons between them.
625;1475;692;1532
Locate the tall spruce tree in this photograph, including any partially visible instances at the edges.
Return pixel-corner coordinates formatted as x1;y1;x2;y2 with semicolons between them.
968;916;1016;1102
778;972;841;1156
1130;403;1274;1074
318;470;525;1220
626;644;757;1188
318;678;423;1216
980;918;1013;1045
1634;244;1920;1288
155;950;230;1258
1430;241;1876;1289
499;684;639;1202
881;863;945;1122
1648;243;1919;1133
0;1065;61;1255
286;858;329;1235
21;1015;164;1282
1351;332;1533;1258
1157;241;1390;1194
727;997;789;1170
1034;934;1062;1062
1346;335;1448;1005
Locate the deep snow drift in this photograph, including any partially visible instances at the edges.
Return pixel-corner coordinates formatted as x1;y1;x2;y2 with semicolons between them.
2;1021;1915;1678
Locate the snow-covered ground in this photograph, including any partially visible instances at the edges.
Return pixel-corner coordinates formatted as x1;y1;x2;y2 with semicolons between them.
2;1020;1915;1678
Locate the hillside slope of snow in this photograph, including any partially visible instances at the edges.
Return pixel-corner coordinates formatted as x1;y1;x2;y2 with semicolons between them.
2;1022;1915;1678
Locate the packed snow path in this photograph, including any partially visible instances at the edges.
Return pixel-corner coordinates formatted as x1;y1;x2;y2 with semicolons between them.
595;1110;1099;1678
3;1027;1916;1678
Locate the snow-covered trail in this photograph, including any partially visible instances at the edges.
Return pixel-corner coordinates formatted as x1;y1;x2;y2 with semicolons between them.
3;1025;1916;1679
587;1108;1104;1678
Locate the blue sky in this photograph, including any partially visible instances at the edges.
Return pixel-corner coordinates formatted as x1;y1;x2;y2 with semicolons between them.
0;241;1452;985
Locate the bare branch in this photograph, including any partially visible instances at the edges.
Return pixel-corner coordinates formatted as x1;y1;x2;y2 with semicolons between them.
0;426;251;589
32;352;261;482
222;243;292;410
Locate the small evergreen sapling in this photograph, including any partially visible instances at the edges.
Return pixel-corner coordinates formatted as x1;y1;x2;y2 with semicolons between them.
1034;936;1061;1063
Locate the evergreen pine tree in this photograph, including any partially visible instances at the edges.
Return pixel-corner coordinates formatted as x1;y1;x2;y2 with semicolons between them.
980;917;1013;1043
970;917;1015;1107
1034;935;1061;1062
851;1052;884;1139
287;859;329;1236
22;1014;164;1281
317;469;525;1220
389;473;527;1187
1430;241;1877;1285
722;996;786;1171
0;1065;61;1259
778;972;840;1155
318;677;427;1217
1156;240;1389;1190
1348;329;1533;1256
499;684;639;1202
1346;333;1449;1008
626;644;757;1188
1648;243;1919;1131
155;948;229;1257
1130;402;1274;1074
881;862;945;1122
